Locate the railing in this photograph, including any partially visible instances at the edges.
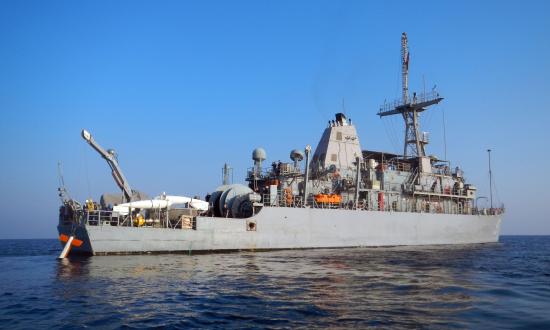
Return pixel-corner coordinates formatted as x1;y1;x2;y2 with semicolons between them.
85;210;123;226
247;165;302;180
257;189;499;216
472;203;505;216
81;209;198;229
68;194;500;228
472;208;505;216
378;90;442;115
432;166;452;176
262;192;304;208
412;188;470;198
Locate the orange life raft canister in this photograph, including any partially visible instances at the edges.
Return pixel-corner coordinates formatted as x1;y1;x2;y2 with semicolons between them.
314;194;342;204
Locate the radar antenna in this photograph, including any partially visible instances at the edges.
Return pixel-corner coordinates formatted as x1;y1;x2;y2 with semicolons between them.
378;32;443;159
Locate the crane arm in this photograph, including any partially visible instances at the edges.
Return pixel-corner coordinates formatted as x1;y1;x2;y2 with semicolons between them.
81;129;133;202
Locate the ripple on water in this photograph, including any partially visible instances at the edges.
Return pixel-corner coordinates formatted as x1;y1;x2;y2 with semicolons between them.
0;237;549;328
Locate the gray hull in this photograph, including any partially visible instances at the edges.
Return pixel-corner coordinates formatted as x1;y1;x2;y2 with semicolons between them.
58;207;501;255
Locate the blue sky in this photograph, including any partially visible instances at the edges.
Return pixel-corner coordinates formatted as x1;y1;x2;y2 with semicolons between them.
0;0;549;238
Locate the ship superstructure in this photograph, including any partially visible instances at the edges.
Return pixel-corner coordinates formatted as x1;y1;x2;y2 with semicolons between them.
238;33;481;217
57;33;503;256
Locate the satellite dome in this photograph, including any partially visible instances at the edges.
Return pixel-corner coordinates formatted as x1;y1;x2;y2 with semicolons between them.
252;148;267;162
290;149;304;162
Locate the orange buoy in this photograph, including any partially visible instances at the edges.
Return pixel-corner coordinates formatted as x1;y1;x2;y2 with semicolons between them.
58;234;84;259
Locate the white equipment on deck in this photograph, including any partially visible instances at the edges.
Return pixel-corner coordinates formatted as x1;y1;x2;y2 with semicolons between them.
113;195;209;215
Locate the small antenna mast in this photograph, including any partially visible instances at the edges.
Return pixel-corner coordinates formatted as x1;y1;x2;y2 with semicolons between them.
342;98;346;115
443;109;447;161
422;74;426;96
487;149;493;209
57;161;71;202
222;163;233;185
402;33;409;104
57;162;66;188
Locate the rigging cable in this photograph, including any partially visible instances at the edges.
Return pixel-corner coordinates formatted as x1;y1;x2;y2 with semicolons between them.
381;117;400;154
491;162;502;207
442;106;447;161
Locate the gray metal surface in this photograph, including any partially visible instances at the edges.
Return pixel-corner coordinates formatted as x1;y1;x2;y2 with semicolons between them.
100;191;149;208
58;206;501;255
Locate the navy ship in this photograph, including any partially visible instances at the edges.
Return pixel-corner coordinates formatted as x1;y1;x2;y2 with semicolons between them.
57;33;503;256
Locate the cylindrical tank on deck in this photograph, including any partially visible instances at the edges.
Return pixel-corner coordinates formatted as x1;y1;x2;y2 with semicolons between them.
211;184;256;218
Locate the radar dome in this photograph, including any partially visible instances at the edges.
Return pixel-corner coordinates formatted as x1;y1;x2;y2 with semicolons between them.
252;148;267;162
290;149;304;162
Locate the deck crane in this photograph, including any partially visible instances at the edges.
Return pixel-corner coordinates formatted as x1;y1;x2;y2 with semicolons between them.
81;129;134;203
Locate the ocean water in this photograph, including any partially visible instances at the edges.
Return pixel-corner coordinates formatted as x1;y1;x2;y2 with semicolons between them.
0;237;549;329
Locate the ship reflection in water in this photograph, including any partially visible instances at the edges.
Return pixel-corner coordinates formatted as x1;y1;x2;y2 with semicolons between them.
46;239;550;328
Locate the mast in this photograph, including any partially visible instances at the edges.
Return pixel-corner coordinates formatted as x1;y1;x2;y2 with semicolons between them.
402;32;409;104
378;32;443;159
57;162;71;203
222;163;233;185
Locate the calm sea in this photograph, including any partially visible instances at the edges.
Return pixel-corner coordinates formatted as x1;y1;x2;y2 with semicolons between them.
0;236;549;329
